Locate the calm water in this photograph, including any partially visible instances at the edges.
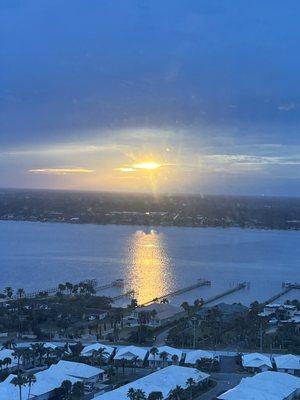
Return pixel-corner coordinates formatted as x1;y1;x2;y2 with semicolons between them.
0;221;299;306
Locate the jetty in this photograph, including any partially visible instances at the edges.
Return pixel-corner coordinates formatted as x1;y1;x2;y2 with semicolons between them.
139;279;211;306
112;290;134;301
263;282;300;305
201;282;247;306
96;279;125;292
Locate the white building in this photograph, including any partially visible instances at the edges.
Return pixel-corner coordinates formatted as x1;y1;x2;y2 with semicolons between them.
129;302;184;327
185;349;216;365
81;343;115;359
242;353;272;373
0;348;18;371
274;354;300;376
114;346;148;366
218;371;300;400
94;365;210;400
49;360;105;383
148;346;183;367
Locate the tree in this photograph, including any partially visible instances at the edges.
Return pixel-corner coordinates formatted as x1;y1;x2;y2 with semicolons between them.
26;373;36;400
150;346;159;368
4;287;13;299
1;339;16;350
148;392;164;400
168;385;184;400
127;387;136;400
58;283;66;295
171;354;179;365
135;389;147;399
71;381;84;399
61;379;72;399
159;351;168;367
17;288;25;299
186;377;196;399
65;282;73;296
3;357;12;370
11;373;27;400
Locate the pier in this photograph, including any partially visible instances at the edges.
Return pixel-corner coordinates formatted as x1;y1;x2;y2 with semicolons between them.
201;282;247;306
96;279;125;292
139;279;211;307
263;282;300;305
112;290;134;301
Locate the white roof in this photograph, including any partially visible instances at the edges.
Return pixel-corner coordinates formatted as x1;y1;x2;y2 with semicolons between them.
148;346;183;361
114;346;148;361
94;365;209;400
185;350;215;364
242;353;272;368
218;371;300;400
274;354;300;371
81;343;114;357
0;369;80;400
49;360;104;379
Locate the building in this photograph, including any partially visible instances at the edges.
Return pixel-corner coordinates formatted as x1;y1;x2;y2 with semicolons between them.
0;369;80;400
94;365;210;400
129;302;184;327
148;346;183;367
218;371;300;400
261;304;297;319
197;302;248;323
185;349;216;365
274;354;300;376
242;353;272;373
114;345;148;366
81;342;115;359
49;360;105;383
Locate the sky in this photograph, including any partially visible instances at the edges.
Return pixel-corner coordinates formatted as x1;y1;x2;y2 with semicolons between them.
1;0;300;195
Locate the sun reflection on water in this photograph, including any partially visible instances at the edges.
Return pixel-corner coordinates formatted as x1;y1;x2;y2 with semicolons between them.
127;229;173;304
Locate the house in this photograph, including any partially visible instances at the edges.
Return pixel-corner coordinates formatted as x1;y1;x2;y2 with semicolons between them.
114;346;148;366
261;304;297;319
94;365;210;400
0;369;80;400
148;346;183;367
81;342;115;359
49;360;105;383
218;371;300;400
197;303;248;323
242;353;272;373
129;302;184;327
185;349;216;365
274;354;300;376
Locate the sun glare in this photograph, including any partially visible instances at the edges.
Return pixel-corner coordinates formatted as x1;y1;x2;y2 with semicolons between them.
132;161;162;170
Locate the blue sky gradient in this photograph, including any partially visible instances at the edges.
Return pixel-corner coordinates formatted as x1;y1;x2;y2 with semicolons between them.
1;0;300;195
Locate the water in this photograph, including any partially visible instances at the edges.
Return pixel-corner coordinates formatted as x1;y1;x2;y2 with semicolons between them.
0;221;299;306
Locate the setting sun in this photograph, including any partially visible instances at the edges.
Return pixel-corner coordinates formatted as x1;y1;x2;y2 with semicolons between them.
132;161;162;170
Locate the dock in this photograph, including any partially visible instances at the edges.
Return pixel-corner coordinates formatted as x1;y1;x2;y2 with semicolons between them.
263;282;300;305
96;279;125;292
201;282;247;306
139;279;211;307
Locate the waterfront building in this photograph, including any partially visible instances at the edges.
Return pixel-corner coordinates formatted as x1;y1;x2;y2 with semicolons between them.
218;371;300;400
129;302;184;327
80;342;115;359
114;345;148;366
274;354;300;376
184;349;217;365
148;345;183;367
94;365;210;400
242;353;273;373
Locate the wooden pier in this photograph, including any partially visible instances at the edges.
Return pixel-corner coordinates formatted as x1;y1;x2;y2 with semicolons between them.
96;279;125;292
139;279;211;307
112;290;134;301
201;282;247;306
263;282;300;305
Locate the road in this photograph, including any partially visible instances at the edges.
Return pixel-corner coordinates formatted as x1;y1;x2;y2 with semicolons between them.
195;373;244;400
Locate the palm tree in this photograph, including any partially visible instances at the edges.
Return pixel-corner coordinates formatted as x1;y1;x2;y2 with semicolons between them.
95;347;109;368
186;377;196;399
26;373;36;400
11;373;27;400
148;392;164;400
127;387;136;400
3;357;12;370
135;389;146;399
1;339;16;350
60;379;72;399
12;348;25;372
4;286;13;299
159;351;168;368
65;282;73;296
58;283;66;295
150;346;159;368
171;354;179;365
168;385;184;400
71;381;84;398
17;288;25;299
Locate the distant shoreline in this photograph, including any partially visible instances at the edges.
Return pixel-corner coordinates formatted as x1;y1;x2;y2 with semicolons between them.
1;217;300;232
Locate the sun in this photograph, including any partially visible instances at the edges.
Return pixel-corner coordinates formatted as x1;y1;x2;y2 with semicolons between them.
132;161;162;170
